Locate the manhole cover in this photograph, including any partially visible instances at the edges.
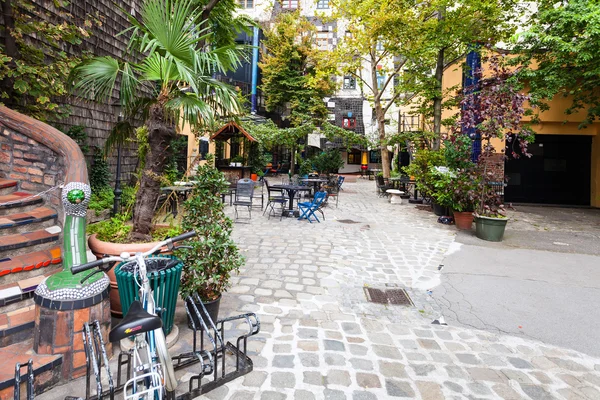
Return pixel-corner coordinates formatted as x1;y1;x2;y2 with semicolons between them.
364;287;413;306
338;219;361;224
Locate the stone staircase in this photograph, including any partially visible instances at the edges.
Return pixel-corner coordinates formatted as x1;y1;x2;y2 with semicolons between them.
0;178;64;399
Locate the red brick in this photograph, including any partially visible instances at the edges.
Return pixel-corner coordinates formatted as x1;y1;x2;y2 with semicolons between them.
53;345;70;354
72;366;86;379
54;311;71;347
8;173;26;180
0;143;10;150
12;150;22;158
73;308;90;332
21;182;39;191
30;176;43;183
0;152;10;163
72;351;86;370
13;166;28;173
13;158;30;166
43;174;56;186
13;144;30;151
73;332;85;352
0;164;10;171
27;167;43;176
11;132;29;143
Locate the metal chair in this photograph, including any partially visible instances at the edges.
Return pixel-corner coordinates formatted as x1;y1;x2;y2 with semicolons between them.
263;179;287;220
376;175;393;197
298;191;328;223
233;178;254;220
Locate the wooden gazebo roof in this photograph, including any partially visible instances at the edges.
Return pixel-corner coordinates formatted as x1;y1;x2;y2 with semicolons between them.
210;121;257;142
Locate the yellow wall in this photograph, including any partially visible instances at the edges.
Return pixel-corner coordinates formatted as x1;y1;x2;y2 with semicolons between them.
178;122;215;176
441;56;600;207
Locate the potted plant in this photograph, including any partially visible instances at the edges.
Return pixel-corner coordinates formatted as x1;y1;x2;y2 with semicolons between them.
231;155;245;167
177;157;244;327
403;148;446;209
299;158;313;178
456;51;534;241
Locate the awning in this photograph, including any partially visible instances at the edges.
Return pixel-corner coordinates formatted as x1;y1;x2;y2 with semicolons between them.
210;121;257;142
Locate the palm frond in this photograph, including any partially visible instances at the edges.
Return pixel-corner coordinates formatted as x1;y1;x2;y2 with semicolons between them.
104;120;135;156
70;57;123;103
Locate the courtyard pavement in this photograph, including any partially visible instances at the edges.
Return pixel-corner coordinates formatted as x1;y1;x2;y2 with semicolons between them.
41;178;600;399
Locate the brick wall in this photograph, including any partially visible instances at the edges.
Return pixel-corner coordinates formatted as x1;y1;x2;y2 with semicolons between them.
0;126;65;210
0;0;144;184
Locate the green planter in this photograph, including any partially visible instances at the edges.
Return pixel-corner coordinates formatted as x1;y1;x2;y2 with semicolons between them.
115;255;183;335
474;215;508;242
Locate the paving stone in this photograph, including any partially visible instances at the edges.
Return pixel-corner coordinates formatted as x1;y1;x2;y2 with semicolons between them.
445;366;470;380
386;380;415;397
242;370;268;387
273;344;292;353
230;391;255;400
547;357;589;372
372;345;403;359
502;369;534;384
297;340;319;351
341;322;362;334
271;372;296;388
356;372;381;388
352;391;377;400
273;355;295;368
467;382;492;396
261;391;287;400
519;384;556;400
418;338;441;350
507;357;533;369
416;381;444;400
295;389;316;400
492;383;524;400
531;371;553;384
324;339;345;351
456;353;481;365
444;381;464;393
467;367;508;383
327;370;351;386
379;361;408;378
324;389;347;400
303;371;325;386
410;363;436;376
325;353;346;366
349;358;373;371
299;352;320;367
298;328;318;339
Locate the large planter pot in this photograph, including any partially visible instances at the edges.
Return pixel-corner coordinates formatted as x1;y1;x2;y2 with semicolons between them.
453;211;474;230
250;173;258;181
186;295;221;330
88;234;167;317
432;202;449;216
474;215;508;242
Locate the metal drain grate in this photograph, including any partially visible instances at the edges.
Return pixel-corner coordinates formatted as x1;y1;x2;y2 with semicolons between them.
364;287;413;306
337;219;361;224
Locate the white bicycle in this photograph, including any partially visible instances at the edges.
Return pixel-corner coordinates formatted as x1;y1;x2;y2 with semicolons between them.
72;231;197;400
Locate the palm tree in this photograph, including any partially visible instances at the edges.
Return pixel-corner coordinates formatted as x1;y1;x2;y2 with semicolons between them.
71;0;243;239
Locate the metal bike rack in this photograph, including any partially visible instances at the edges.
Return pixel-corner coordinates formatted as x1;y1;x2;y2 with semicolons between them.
74;300;260;399
14;359;34;400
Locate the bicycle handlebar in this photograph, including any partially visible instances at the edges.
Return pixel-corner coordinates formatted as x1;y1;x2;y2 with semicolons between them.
71;230;197;275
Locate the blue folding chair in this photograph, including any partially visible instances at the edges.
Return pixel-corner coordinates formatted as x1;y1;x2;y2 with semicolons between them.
337;176;345;190
297;191;327;223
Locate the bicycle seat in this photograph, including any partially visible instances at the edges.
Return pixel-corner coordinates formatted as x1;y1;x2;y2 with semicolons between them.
109;301;163;342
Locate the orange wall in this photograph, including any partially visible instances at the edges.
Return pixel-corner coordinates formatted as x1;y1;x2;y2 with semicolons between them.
441;55;600;207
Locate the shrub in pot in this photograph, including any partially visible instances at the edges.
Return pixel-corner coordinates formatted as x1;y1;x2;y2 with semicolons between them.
403;148;446;206
177;157;244;328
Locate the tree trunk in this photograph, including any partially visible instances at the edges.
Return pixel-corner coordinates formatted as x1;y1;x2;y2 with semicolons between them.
289;145;296;176
131;104;176;240
432;46;444;150
377;107;390;178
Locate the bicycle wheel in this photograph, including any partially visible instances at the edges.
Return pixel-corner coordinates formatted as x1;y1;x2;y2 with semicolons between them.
154;327;177;399
126;335;161;400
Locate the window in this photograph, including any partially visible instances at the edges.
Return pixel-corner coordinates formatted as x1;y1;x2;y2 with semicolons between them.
376;40;384;52
316;31;329;50
369;150;381;164
377;73;386;90
343;76;356;90
199;139;209;160
347;151;361;164
342;117;356;129
317;0;329;8
281;0;298;9
238;0;253;8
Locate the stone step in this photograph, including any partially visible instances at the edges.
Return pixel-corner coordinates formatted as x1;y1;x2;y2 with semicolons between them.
0;180;17;196
0;192;43;216
0;265;62;302
0;303;35;348
0;226;61;258
0;339;63;400
0;207;58;234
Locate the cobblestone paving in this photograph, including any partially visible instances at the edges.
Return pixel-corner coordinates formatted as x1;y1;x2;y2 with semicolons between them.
210;178;600;400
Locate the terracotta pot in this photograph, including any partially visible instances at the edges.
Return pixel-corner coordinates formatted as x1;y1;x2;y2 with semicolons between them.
88;234;167;317
453;211;474;230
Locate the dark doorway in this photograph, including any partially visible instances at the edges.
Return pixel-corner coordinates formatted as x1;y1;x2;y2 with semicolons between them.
505;135;592;205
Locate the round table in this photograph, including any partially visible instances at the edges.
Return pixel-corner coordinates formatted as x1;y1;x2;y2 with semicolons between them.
386;189;405;204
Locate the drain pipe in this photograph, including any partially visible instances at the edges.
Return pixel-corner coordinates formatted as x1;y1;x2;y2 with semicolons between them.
250;26;259;114
463;44;481;162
